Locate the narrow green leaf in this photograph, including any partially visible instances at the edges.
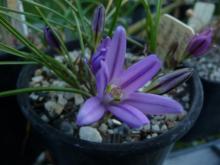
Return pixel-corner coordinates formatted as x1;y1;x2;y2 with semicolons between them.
72;10;85;57
108;0;123;36
0;6;39;18
75;0;90;35
22;0;75;27
0;61;36;65
0;7;76;31
0;87;91;97
141;0;155;52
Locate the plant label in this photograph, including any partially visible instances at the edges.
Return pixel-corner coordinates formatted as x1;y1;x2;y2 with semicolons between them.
188;2;215;32
156;14;195;61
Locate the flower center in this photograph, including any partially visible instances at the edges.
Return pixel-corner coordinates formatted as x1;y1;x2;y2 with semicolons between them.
107;84;123;102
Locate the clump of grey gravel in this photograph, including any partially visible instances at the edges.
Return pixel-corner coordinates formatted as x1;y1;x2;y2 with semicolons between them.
29;50;190;143
187;46;220;82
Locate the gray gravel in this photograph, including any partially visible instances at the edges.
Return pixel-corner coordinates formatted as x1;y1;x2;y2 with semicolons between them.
187;46;220;82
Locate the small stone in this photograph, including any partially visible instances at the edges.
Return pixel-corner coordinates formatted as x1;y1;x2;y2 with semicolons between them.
29;93;39;101
69;51;79;62
165;114;177;121
131;130;140;134
79;127;102;142
60;121;74;135
182;95;189;102
151;119;160;125
146;135;152;139
52;80;67;87
32;83;41;87
166;121;176;128
161;124;168;132
154;116;165;120
38;97;44;102
74;94;84;105
55;56;64;63
57;94;68;106
107;129;114;134
151;124;160;133
32;76;43;83
42;81;50;87
143;124;151;132
112;119;122;126
35;69;43;76
41;114;49;122
63;92;75;100
99;123;108;133
44;100;64;116
152;133;158;138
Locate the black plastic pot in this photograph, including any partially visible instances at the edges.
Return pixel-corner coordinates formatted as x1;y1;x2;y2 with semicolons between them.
182;78;220;141
16;62;203;165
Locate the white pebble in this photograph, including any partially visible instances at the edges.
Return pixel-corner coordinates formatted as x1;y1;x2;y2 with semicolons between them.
57;94;68;106
99;123;108;133
44;100;64;116
161;124;168;132
152;133;158;138
74;94;84;105
151;124;160;132
41;114;49;122
165;114;177;121
112;119;122;126
79;127;102;142
29;93;39;101
32;76;43;83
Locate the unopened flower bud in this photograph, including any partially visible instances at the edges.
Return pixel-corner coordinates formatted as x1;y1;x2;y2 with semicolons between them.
92;4;105;36
43;26;60;49
145;68;193;94
186;28;213;57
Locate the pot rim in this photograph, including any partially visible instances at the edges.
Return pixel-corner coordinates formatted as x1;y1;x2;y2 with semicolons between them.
16;64;203;154
201;77;220;86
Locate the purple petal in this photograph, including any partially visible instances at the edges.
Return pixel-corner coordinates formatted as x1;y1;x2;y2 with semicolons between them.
105;26;126;82
123;93;183;115
91;37;111;74
116;55;161;95
96;61;109;97
107;103;149;128
76;97;106;126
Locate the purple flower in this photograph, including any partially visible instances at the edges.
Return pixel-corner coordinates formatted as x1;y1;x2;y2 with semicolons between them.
91;37;111;74
186;28;213;57
92;4;105;35
44;26;60;49
146;68;193;94
77;26;183;128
